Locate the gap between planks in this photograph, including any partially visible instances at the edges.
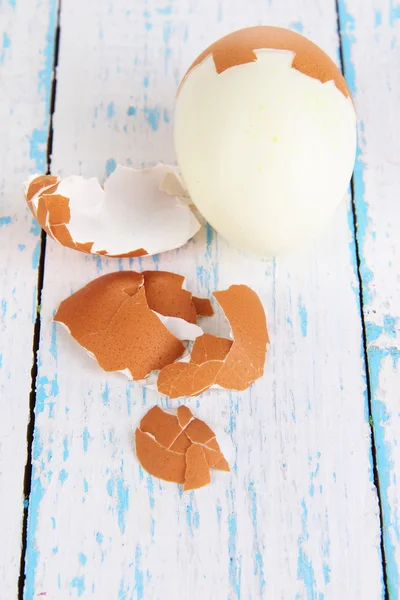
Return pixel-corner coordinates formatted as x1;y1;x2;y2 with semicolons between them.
18;2;62;598
335;0;389;597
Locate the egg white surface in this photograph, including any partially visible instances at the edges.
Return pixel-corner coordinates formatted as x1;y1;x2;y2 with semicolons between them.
175;49;356;255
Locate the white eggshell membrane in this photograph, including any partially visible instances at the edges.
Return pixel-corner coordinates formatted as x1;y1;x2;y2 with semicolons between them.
153;312;203;342
25;164;200;256
175;50;357;255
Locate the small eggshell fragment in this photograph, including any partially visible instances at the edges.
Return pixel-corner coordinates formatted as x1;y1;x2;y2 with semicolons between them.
192;296;214;317
174;26;357;255
183;445;211;491
23;164;200;257
135;428;186;484
157;284;269;398
134;406;230;490
143;271;198;323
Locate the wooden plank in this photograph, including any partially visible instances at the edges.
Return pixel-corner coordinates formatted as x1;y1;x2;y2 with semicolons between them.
0;0;58;597
25;1;385;598
338;0;400;596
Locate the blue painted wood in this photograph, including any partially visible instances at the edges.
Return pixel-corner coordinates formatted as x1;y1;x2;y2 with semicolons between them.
338;1;400;596
20;0;389;598
0;0;59;596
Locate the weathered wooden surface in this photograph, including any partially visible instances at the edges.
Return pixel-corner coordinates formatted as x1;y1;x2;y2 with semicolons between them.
338;1;400;595
22;0;386;598
1;0;399;598
0;1;57;598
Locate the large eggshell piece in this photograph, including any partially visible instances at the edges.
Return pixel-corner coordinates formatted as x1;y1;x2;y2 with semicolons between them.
23;164;200;258
174;26;357;255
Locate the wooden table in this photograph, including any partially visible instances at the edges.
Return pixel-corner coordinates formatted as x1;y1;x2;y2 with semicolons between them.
1;1;399;598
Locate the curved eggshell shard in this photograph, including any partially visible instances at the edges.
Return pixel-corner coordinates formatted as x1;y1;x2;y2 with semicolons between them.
192;297;214;317
143;271;213;326
157;361;222;398
214;456;231;471
159;166;189;198
205;438;220;452
78;286;185;380
25;174;59;203
183;444;211;491
189;333;232;364
54;271;187;380
203;447;230;472
134;406;229;489
177;405;194;428
157;284;269;398
169;431;191;454
54;272;144;340
139;406;182;449
24;176;104;254
135;428;186;484
23;164;200;257
211;285;269;389
180;26;350;99
185;418;216;445
143;271;197;324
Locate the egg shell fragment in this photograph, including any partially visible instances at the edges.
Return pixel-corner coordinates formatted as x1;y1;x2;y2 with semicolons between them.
183;445;211;491
157;284;269;398
192;296;214;317
135;406;230;490
23;164;200;257
53;271;204;381
54;272;268;397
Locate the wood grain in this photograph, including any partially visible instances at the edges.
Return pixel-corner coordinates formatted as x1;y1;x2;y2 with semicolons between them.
20;0;389;598
0;1;58;598
338;0;400;595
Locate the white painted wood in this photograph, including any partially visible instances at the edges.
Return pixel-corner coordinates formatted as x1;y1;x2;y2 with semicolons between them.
25;1;385;598
338;0;400;595
0;1;58;598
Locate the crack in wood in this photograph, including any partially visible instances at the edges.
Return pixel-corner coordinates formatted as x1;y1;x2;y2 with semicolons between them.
18;3;62;598
335;1;389;598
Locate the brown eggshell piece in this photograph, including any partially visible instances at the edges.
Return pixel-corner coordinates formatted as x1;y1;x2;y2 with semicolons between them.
135;406;230;488
205;438;220;452
40;193;71;226
190;333;232;364
54;272;144;340
203;447;230;471
78;286;185;380
25;175;156;258
48;221;95;253
26;175;60;203
157;284;269;398
212;285;269;389
180;26;350;99
26;178;102;255
54;271;186;380
135;429;186;484
185;418;216;445
169;431;192;454
157;361;222;398
192;297;214;317
177;405;194;428
183;445;211;491
100;248;148;258
139;406;182;449
26;178;99;255
143;271;197;323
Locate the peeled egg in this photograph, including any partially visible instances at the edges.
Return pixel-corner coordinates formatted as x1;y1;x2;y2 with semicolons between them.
174;26;357;255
